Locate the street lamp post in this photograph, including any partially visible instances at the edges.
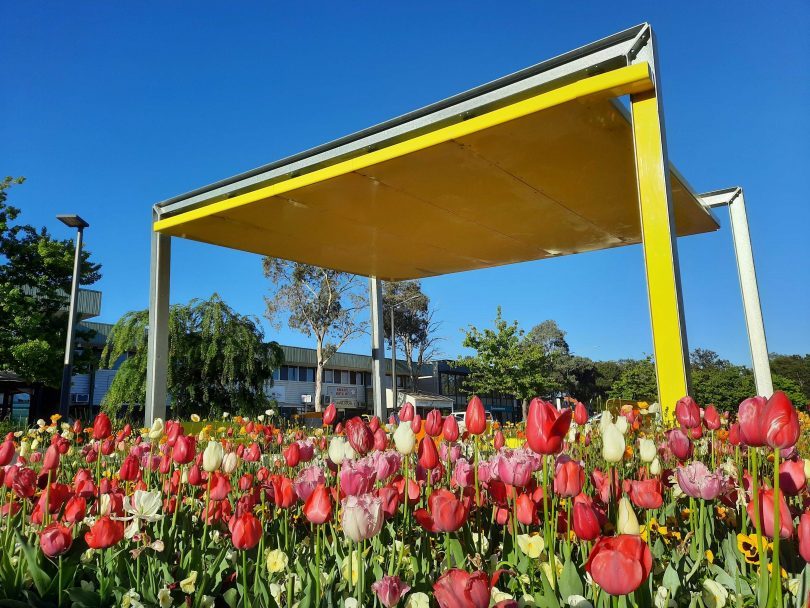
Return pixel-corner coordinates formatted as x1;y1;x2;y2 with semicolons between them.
57;214;90;418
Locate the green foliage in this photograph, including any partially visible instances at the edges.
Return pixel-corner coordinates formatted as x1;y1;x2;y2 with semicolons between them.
769;353;810;404
458;307;555;404
101;294;283;420
609;357;658;402
0;177;101;386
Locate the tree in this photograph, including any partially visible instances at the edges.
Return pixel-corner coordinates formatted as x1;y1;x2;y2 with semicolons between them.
382;281;442;390
0;177;102;386
769;353;810;403
609;357;658;402
690;348;731;371
459;308;555;420
101;294;283;420
263;260;367;412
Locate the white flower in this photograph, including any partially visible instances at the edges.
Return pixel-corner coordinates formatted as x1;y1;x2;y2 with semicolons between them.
266;549;288;573
179;571;197;594
518;595;537;608
393;423;416;455
269;583;282;602
124;490;163;522
567;596;593;608
222;412;230;419
221;452;239;475
702;579;728;608
328;437;354;465
638;438;656;463
200;596;215;608
615;416;629;435
601;421;625;463
650;456;662;476
257;415;265;422
345;600;359;608
122;590;143;608
202;440;224;472
157;588;173;608
404;592;430;608
80;580;95;593
654;586;675;608
148;418;165;439
516;533;544;558
616;497;640;535
491;587;514;603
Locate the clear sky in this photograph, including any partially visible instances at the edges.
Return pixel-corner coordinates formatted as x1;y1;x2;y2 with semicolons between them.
2;1;808;364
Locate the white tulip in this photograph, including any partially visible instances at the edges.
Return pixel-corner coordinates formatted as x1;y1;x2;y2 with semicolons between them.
638;438;657;463
393;423;416;455
650;456;662;476
202;441;224;472
221;452;239;475
148;418;165;440
328;437;350;465
615;416;629;435
616;497;640;535
601;422;625;463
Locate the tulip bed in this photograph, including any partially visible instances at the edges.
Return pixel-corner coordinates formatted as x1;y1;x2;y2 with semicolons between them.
1;393;809;608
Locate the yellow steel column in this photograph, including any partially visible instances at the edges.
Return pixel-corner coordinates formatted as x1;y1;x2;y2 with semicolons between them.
631;89;690;425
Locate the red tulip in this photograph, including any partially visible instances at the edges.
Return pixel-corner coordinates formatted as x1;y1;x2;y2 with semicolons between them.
119;455;140;482
12;466;36;499
703;404;721;430
526;398;571;455
377;485;400;520
425;410;443;437
85;515;124;549
675;396;701;429
92;413;112;440
738;396;768;447
554;459;584;498
303;483;332;525
172;435;196;465
465;396;487;435
410;414;422;434
345;417;374;455
323;403;337;426
418;437;440;470
728;423;741;446
399;402;414;422
574;401;588;426
626;479;664;510
433;569;490;608
209;472;232;501
283;443;301;468
573;497;601;540
779;459;806;496
0;437;15;466
516;492;537;526
748;488;793;539
270;476;296;509
63;495;87;524
373;427;388;452
493;431;505;451
799;512;810;562
442;416;459;442
414;489;468;533
762;391;800;449
39;523;73;557
229;511;262;550
42;444;60;473
666;428;692;461
585;535;653;596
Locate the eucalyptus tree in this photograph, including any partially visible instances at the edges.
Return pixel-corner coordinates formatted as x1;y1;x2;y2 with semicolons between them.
101;294;282;420
263;260;367;412
382;280;442;390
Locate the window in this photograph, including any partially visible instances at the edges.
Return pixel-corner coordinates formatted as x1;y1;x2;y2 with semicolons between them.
324;370;334;383
287;366;298;382
272;369;280;381
280;367;288;381
341;370;350;384
300;367;315;382
364;372;372;386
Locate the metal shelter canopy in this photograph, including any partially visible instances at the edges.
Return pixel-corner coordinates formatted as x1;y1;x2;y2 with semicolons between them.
146;23;741;426
153;29;717;280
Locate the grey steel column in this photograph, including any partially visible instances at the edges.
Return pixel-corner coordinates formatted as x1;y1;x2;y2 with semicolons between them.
369;276;386;420
701;188;773;396
58;227;84;417
145;215;171;426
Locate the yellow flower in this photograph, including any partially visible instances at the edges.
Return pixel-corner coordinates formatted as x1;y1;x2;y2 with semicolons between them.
701;579;728;608
265;549;288;574
767;563;788;579
190;414;201;423
179;570;197;594
50;414;62;422
705;550;714;564
516;534;545;559
736;533;760;564
340;553;361;585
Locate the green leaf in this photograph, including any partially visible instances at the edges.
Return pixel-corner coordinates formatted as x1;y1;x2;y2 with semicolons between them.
558;555;584;599
222;588;239;608
662;563;680;596
14;530;51;598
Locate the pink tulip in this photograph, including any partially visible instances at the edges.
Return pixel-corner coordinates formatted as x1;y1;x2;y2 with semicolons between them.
779;459;806;496
339;458;376;496
372;451;402;482
666;428;693;461
675;396;701;429
371;575;411;608
676;461;724;500
554;457;585;497
748;488;793;539
294;465;325;502
495;449;537;488
341;493;384;542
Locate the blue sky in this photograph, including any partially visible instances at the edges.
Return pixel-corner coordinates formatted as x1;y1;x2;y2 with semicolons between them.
2;2;808;364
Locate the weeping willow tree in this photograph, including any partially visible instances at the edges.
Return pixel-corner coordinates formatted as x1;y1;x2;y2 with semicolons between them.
101;294;283;420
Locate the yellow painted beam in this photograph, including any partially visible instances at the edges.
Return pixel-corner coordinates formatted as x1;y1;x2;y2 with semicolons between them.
631;89;690;425
154;62;653;233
